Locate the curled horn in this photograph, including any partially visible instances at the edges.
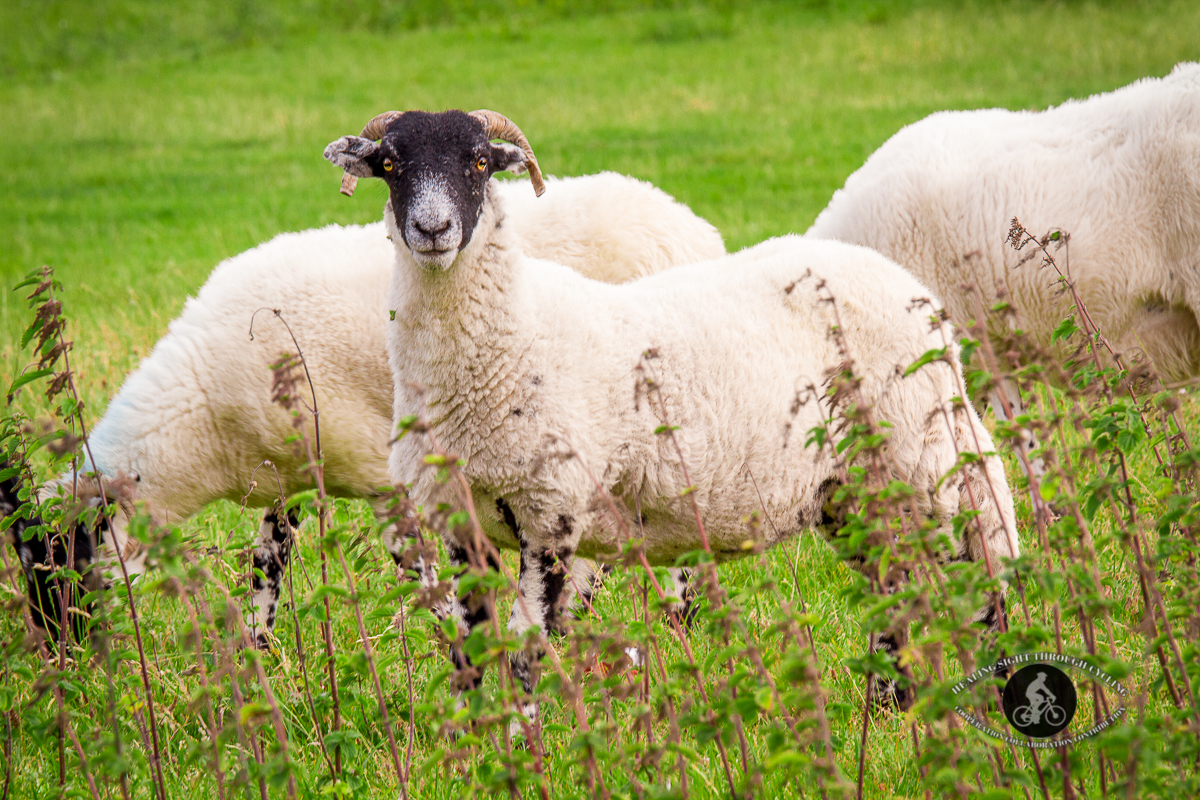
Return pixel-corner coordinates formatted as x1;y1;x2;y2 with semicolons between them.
469;109;546;197
360;110;404;141
339;110;405;197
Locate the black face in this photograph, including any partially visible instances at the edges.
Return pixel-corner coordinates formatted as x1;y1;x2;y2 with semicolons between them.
324;110;528;270
1;469;100;642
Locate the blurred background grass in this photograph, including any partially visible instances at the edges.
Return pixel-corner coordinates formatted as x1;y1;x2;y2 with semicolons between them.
4;0;1197;415
1;2;1198;795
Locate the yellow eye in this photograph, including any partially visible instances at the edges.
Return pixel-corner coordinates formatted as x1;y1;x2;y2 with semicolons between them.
476;157;487;172
383;159;394;172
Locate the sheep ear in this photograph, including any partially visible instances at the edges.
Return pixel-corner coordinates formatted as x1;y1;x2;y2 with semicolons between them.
489;142;529;176
323;136;381;196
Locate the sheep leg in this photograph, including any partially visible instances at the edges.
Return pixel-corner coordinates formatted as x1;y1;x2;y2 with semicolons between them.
870;627;915;711
507;537;580;726
443;541;502;693
379;520;433;578
377;506;444;606
563;561;695;623
665;567;699;627
976;592;1010;684
865;588;1004;712
843;375;1019;711
246;505;297;650
569;561;609;621
815;470;923;708
560;563;694;671
859;539;1011;712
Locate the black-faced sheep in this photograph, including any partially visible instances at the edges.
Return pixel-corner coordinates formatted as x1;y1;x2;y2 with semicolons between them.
324;108;1021;714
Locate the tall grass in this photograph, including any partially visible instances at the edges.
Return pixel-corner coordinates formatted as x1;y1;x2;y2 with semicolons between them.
5;231;1199;796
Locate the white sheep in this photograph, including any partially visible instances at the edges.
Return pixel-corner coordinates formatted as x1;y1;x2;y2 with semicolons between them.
324;108;1021;712
21;171;725;644
806;62;1200;451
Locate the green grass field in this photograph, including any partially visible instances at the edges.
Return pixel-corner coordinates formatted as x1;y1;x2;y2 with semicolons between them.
2;1;1199;797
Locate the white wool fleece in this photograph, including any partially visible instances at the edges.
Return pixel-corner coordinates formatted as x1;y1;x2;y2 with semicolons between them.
387;190;1021;570
807;62;1200;381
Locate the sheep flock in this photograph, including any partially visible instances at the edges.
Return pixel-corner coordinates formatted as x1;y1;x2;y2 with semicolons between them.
8;63;1198;725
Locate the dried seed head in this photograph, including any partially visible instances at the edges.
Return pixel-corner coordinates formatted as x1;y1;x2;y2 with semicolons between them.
270;352;307;425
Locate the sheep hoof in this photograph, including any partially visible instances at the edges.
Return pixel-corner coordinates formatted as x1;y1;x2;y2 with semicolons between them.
870;674;916;713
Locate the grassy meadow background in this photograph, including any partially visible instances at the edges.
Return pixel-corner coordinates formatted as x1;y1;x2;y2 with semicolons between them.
2;1;1199;798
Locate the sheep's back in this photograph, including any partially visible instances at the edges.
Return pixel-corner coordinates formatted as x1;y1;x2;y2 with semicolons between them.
807;63;1200;366
89;223;396;515
494;172;726;283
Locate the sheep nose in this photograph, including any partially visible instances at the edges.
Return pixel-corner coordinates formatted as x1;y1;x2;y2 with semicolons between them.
414;218;452;238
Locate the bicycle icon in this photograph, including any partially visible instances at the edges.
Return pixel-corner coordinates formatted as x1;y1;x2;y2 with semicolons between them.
1012;701;1067;729
1001;663;1077;738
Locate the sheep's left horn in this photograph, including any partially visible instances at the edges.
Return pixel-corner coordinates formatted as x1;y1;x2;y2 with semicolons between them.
469;109;546;197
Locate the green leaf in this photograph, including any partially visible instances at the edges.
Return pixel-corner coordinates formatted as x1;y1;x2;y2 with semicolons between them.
457;572;481;596
904;347;946;377
12;273;45;291
19;317;45;350
1051;315;1080;343
806;424;828;449
462;629;488;663
754;686;774;713
1038;476;1058;502
8;367;55;396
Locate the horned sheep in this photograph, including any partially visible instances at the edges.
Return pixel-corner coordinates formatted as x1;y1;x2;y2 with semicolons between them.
13;171;725;645
324;108;1022;713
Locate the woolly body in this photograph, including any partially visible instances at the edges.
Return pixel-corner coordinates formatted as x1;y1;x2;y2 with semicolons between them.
806;62;1200;380
388;200;1020;571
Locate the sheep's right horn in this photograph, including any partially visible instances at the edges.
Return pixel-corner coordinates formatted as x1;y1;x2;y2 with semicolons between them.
469;109;546;197
360;110;404;141
337;110;405;197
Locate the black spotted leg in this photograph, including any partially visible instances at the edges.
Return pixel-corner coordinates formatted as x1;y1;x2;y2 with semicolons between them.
506;535;580;726
247;505;297;650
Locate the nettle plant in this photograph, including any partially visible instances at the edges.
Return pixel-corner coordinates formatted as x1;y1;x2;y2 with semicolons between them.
1;234;1199;799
